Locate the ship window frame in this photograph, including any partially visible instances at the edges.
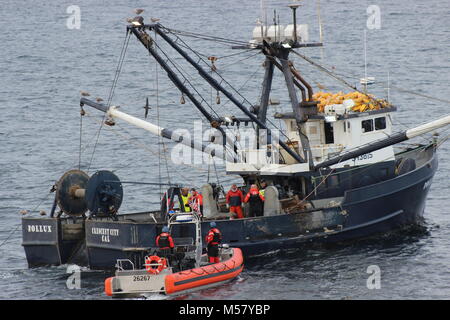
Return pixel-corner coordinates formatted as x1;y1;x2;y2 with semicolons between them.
361;119;374;133
375;116;387;130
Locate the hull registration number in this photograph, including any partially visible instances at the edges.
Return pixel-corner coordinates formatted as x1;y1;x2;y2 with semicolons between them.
133;275;152;282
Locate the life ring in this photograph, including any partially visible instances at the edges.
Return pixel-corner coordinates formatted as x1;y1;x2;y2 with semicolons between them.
145;255;167;274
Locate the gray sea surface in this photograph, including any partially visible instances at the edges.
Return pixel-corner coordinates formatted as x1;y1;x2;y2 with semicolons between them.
0;0;449;299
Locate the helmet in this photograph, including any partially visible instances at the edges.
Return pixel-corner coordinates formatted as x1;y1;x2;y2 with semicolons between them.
162;226;169;233
210;222;216;228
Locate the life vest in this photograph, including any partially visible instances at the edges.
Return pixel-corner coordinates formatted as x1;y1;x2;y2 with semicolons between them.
245;188;265;204
206;228;222;245
259;188;265;197
181;193;192;212
156;232;174;249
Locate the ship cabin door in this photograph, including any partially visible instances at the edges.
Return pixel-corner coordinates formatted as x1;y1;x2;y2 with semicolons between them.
324;122;334;144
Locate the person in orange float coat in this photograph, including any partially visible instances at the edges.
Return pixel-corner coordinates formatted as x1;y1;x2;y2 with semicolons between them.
226;184;244;219
155;226;175;257
205;222;222;263
243;184;265;217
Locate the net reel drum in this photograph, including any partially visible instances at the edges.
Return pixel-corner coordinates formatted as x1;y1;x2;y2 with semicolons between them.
54;169;123;218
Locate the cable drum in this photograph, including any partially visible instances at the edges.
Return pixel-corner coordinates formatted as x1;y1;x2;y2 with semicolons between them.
56;170;90;216
85;170;123;218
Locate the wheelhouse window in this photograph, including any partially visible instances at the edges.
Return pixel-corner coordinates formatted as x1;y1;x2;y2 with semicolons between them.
361;119;374;133
375;117;386;130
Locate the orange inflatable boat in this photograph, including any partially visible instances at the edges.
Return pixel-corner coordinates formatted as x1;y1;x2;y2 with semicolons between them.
105;247;244;298
165;247;243;295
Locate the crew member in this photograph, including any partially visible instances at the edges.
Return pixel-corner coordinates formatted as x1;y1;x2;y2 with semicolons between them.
259;180;267;213
205;222;222;263
189;188;204;216
244;184;265;217
180;187;192;212
226;184;244;219
155;226;175;258
259;180;267;198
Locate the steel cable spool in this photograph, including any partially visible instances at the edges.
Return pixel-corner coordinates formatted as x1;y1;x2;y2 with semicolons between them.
85;170;123;218
56;169;90;216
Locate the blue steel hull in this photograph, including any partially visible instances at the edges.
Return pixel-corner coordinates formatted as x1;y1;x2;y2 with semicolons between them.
22;145;438;269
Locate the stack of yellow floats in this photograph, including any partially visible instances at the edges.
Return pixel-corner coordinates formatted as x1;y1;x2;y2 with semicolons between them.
312;91;390;113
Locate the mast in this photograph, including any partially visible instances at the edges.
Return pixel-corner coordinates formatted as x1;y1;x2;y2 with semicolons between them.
257;57;274;124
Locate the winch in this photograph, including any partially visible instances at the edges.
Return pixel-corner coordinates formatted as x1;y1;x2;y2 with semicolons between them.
53;169;123;218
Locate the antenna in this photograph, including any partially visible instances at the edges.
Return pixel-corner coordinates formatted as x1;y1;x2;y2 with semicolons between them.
264;1;268;30
387;70;390;102
273;9;277;42
317;0;323;43
260;0;265;40
360;29;375;91
364;29;367;91
288;1;302;43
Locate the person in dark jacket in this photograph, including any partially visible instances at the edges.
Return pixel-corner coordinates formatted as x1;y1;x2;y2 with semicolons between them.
243;184;265;217
226;184;244;219
205;222;222;263
155;226;175;257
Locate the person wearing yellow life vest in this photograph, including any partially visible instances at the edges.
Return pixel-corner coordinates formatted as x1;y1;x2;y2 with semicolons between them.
259;180;267;198
180;187;192;213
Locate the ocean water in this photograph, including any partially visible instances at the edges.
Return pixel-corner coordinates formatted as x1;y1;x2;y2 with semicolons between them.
0;0;449;299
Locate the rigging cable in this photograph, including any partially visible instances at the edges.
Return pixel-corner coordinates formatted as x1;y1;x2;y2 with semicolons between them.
152;40;221;119
0;191;53;249
166;30;301;159
87;30;132;173
78;108;83;169
150;40;237;161
291;49;358;91
161;27;249;46
153;30;163;198
292;50;450;105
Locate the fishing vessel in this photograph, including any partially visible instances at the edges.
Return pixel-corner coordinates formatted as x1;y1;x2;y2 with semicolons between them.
22;4;450;269
104;212;243;298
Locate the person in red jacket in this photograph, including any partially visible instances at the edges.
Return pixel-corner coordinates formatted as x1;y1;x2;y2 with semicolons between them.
205;222;222;263
155;226;175;257
226;184;244;219
243;184;265;217
189;188;204;216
